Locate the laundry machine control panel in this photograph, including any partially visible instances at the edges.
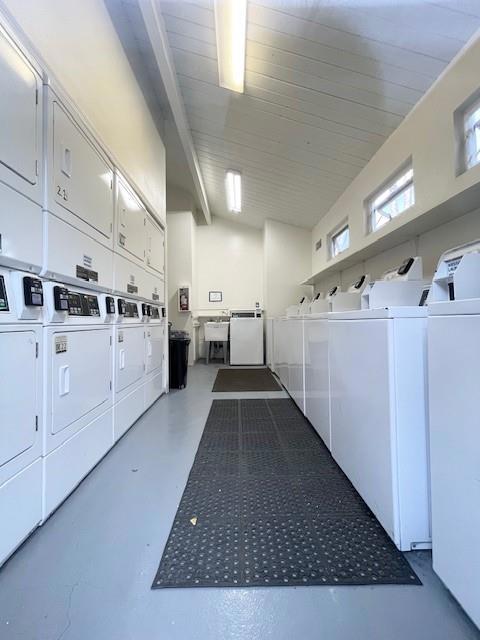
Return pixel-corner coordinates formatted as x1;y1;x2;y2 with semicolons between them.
431;240;480;302
45;282;108;324
115;298;140;323
0;267;44;322
23;277;44;307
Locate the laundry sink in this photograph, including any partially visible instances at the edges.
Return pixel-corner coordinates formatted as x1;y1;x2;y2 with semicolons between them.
204;322;229;341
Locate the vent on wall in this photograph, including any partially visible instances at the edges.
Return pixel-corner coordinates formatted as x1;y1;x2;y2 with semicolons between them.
315;238;322;251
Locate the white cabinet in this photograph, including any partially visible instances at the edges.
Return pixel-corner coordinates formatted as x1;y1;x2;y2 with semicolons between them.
0;26;43;272
115;174;146;265
145;214;164;276
287;317;305;412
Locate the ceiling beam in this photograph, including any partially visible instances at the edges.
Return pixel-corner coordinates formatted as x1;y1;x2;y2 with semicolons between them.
138;0;211;224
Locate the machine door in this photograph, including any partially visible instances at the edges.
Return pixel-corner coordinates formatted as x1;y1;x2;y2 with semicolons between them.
115;326;145;393
145;324;164;375
0;330;37;466
52;101;113;241
230;318;264;365
0;30;39;186
146;215;165;275
50;328;111;435
116;178;146;262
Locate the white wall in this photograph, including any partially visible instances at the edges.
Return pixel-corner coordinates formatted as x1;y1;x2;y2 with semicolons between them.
166;211;196;364
264;219;312;317
311;32;480;282
195;216;263;312
2;0;166;222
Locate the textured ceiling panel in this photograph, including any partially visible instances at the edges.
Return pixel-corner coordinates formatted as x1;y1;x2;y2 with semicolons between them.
159;0;479;228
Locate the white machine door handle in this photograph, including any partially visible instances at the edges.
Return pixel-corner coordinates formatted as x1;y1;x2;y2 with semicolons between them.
59;365;70;396
61;145;72;177
120;348;125;370
147;341;152;357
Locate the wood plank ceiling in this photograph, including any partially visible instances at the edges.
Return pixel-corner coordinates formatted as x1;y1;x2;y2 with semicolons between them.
159;0;480;229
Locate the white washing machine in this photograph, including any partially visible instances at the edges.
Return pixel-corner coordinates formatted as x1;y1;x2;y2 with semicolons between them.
303;289;341;450
273;316;289;389
42;84;114;291
328;257;431;551
229;310;264;365
112;296;146;441
285;299;310;413
0;24;44;273
42;281;114;517
427;241;480;629
144;304;166;410
0;267;44;566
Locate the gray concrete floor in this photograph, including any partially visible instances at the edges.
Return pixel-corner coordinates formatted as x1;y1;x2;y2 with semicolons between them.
0;363;479;640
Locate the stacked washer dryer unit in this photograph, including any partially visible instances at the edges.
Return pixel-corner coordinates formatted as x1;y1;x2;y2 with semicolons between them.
41;82;116;518
328;257;431;551
112;173;166;441
0;23;46;565
427;241;480;629
304;277;369;450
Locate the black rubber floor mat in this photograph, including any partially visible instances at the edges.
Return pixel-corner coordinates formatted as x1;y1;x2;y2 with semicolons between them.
212;368;281;392
152;399;421;589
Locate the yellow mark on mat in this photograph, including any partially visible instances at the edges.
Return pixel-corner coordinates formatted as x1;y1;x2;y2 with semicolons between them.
190;517;197;526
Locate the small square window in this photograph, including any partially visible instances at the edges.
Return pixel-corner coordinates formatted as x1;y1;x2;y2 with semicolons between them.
368;165;414;233
464;100;480;171
330;224;350;258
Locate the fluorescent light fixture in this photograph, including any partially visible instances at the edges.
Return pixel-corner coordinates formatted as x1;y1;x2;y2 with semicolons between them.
214;0;247;93
225;170;242;213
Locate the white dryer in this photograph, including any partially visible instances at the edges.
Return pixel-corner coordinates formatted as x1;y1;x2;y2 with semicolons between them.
43;85;114;291
0;267;44;566
427;241;480;629
42;281;114;517
112;296;146;441
0;24;44;273
144;304;166;410
328;257;431;551
229;309;263;365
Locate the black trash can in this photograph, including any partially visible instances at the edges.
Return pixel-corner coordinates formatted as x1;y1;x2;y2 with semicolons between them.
169;331;191;389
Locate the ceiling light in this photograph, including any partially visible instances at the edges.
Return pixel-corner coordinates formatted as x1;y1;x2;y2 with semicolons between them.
214;0;247;93
225;170;242;213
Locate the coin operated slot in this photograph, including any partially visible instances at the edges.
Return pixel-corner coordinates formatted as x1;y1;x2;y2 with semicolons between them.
354;275;366;290
23;277;43;307
105;296;115;315
117;298;126;316
54;286;69;312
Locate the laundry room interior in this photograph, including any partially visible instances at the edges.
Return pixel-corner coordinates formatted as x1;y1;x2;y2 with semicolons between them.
1;1;480;639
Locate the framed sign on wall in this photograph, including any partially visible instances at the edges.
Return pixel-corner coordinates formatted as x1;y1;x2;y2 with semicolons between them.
209;291;222;303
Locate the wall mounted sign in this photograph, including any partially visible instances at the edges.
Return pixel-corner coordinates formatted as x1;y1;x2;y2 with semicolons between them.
209;291;222;302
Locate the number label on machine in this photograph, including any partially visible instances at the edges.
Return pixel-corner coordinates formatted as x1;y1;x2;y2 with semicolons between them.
118;331;124;343
55;335;68;354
